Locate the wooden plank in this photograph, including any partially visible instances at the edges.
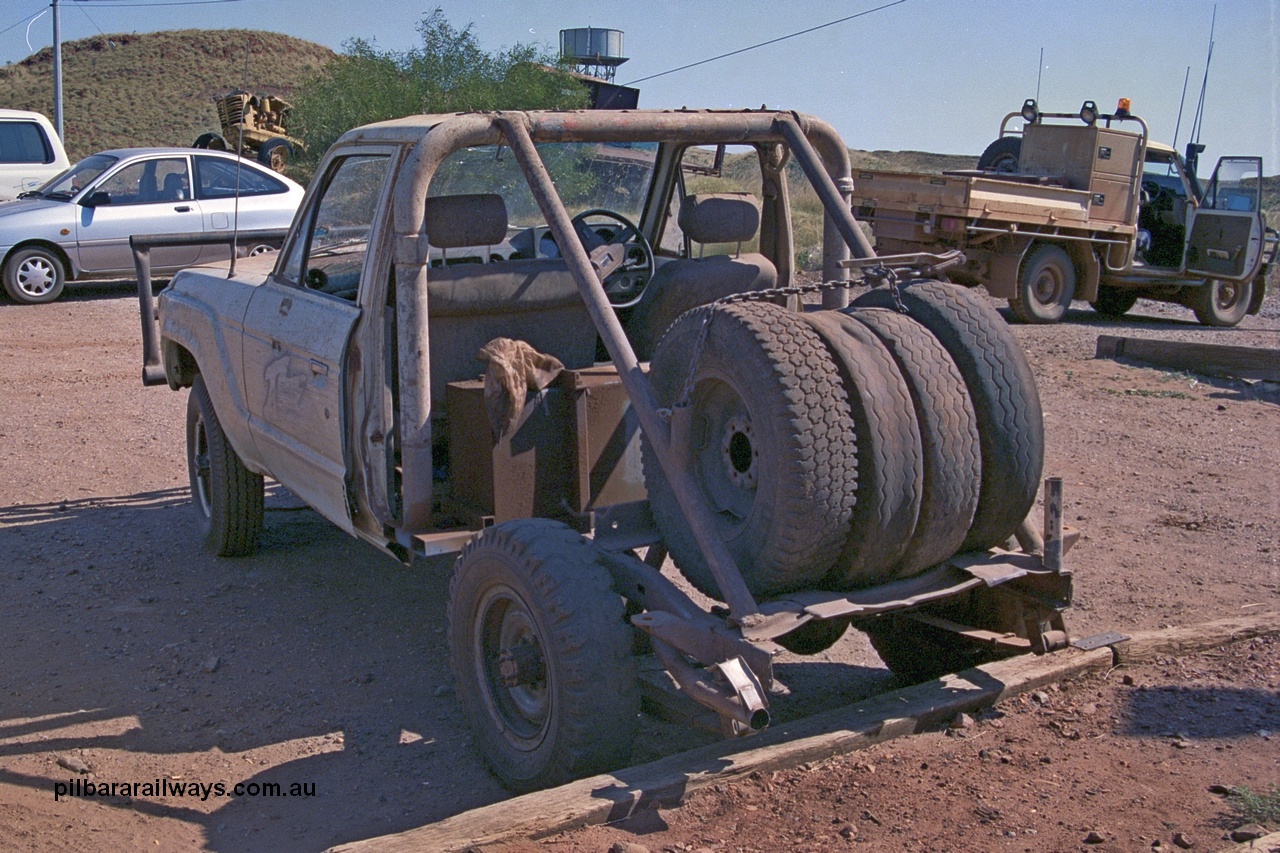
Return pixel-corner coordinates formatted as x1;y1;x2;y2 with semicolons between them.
329;612;1280;853
1096;334;1280;382
1211;830;1280;853
327;647;1113;853
1112;610;1280;665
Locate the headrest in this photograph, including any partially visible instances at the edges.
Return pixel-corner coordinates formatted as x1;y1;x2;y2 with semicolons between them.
425;193;508;249
678;193;761;244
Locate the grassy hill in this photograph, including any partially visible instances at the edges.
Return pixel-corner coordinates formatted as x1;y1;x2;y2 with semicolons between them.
2;28;1274;240
0;29;333;161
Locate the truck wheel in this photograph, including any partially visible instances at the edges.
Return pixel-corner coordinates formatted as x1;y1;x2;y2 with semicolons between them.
1191;278;1252;327
644;302;858;599
977;137;1022;173
845;307;981;577
3;246;66;304
1010;244;1075;323
186;375;264;556
257;138;294;173
448;519;638;792
800;310;922;587
851;281;1043;552
1091;285;1139;318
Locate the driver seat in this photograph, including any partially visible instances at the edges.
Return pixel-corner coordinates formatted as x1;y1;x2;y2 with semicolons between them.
625;193;777;360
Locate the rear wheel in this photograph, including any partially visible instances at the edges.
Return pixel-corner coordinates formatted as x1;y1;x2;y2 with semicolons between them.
1010;244;1075;323
776;617;850;655
257;138;294;174
863;611;1014;684
1091;285;1140;318
644;302;858;599
186;375;264;556
3;246;66;304
448;519;637;792
1191;278;1252;327
852;281;1044;551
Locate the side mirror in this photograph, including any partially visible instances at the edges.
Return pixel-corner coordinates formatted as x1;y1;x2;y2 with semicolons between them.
80;191;111;207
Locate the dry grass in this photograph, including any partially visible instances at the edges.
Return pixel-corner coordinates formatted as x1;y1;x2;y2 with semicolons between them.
0;29;333;161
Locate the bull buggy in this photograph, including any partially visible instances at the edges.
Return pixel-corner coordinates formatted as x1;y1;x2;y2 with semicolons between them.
138;109;1076;792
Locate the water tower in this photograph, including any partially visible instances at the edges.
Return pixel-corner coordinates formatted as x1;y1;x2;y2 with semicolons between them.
559;27;628;83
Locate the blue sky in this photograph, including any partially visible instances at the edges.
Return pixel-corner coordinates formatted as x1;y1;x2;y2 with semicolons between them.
3;0;1277;175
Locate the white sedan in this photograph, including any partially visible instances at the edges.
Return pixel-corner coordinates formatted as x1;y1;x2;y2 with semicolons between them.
0;148;304;304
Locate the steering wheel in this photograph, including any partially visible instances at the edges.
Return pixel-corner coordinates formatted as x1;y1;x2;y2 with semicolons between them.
569;208;655;308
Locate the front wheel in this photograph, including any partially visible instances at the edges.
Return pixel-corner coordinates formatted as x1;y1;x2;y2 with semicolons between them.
1191;278;1252;327
1010;244;1075;323
3;246;66;304
448;519;638;792
186;376;264;556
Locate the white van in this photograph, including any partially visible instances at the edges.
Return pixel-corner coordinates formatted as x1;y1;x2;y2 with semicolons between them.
0;110;70;203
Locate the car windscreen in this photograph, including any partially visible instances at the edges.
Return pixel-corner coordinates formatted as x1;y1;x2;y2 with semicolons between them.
0;121;54;165
38;153;118;199
427;142;659;227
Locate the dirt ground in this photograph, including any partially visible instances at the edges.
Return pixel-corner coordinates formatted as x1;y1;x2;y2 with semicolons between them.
0;279;1277;853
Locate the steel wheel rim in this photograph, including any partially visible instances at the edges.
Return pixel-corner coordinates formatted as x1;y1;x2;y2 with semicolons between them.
474;584;551;748
689;376;757;525
1214;280;1240;311
17;256;56;298
1032;265;1063;305
191;411;214;518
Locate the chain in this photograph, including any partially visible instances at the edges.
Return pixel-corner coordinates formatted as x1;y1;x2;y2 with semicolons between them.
862;265;909;314
661;277;879;416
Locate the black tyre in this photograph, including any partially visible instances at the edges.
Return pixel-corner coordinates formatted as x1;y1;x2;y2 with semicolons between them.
800;310;922;587
846;307;981;576
448;519;638;792
1091;285;1140;318
977;136;1022;173
3;246;66;304
862;611;1014;684
1191;278;1252;327
644;301;858;599
186;375;264;556
851;281;1043;551
193;132;226;150
257;138;294;173
775;617;850;655
1010;244;1075;324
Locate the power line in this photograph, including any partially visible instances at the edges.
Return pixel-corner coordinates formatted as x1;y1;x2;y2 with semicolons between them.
621;0;909;87
63;0;247;7
0;6;47;39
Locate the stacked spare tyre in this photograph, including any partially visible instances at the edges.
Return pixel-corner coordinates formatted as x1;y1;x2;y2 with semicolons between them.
643;279;1044;602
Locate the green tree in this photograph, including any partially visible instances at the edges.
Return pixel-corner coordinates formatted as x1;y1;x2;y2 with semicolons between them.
291;10;587;173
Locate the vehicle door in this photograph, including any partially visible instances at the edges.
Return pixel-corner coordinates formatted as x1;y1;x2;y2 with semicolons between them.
1183;156;1266;281
74;155;202;273
240;150;393;530
190;154;297;263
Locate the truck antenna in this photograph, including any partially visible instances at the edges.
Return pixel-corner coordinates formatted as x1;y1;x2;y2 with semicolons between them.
1172;65;1191;150
1190;7;1216;142
1034;47;1044;104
